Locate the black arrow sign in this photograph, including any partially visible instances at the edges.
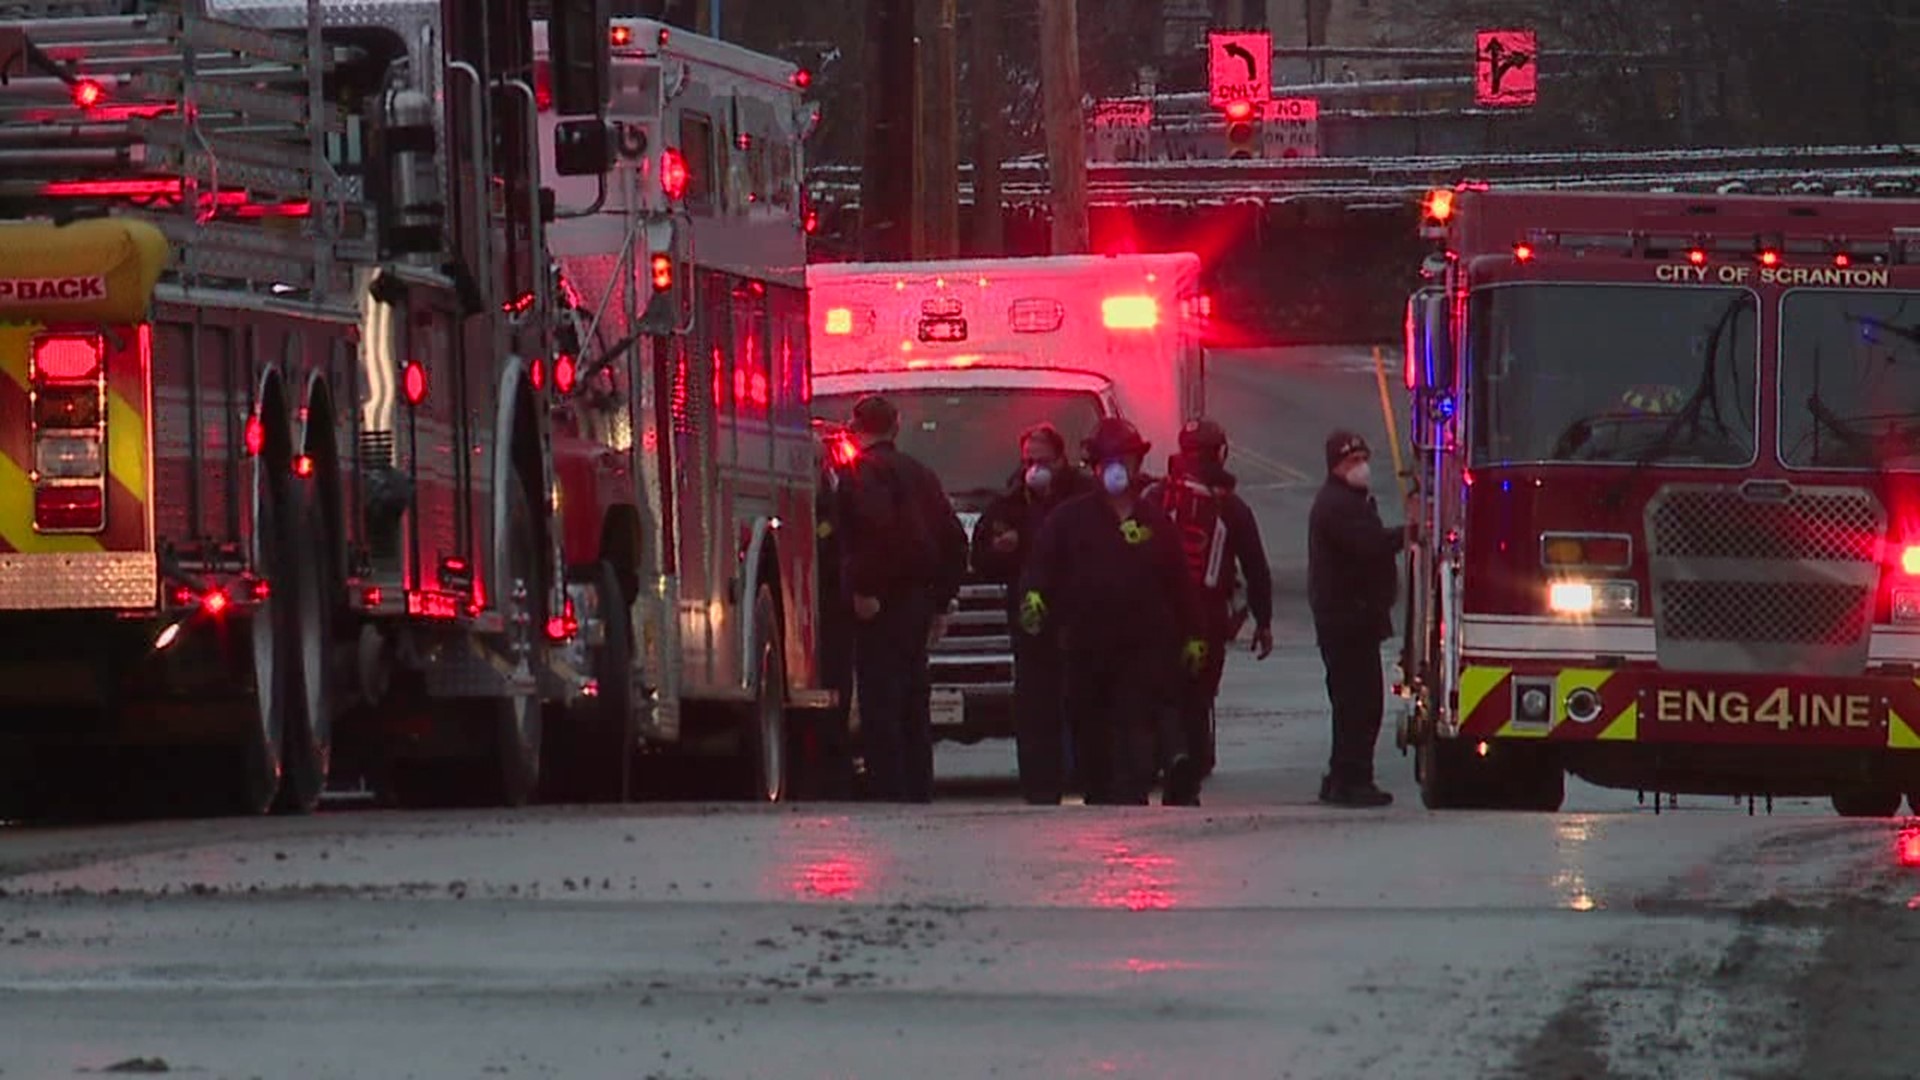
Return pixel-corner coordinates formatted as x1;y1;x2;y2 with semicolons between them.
1223;42;1258;81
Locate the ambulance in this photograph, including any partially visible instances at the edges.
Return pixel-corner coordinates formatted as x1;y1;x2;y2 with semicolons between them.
808;253;1209;745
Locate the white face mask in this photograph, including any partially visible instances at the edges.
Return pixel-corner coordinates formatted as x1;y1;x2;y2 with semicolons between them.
1343;461;1372;490
1100;461;1131;496
1024;464;1054;493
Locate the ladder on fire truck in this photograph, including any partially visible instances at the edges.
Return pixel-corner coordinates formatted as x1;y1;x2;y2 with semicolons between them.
0;0;366;305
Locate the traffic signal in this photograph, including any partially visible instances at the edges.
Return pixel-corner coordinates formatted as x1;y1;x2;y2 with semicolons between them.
1222;99;1262;160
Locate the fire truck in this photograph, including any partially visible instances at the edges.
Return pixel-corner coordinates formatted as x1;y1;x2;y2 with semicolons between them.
532;16;838;801
808;254;1208;747
1399;183;1920;817
0;0;825;819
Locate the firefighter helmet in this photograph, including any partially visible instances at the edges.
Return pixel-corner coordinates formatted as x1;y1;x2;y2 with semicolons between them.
1178;418;1229;457
1083;417;1150;462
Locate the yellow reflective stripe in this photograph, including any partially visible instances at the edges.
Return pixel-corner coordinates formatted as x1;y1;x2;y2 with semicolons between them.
105;387;143;501
1457;666;1508;726
0;331;26;392
0;449;101;553
1597;703;1638;741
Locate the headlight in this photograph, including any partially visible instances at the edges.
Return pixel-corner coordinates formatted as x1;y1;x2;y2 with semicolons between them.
1548;579;1637;617
1894;588;1920;624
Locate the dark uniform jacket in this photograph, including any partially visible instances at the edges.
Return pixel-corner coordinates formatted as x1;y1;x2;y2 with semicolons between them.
1307;477;1402;642
1021;492;1204;658
1143;454;1275;633
838;440;968;609
971;466;1096;622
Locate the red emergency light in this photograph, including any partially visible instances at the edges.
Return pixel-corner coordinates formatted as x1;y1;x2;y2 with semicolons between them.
1424;189;1455;223
402;360;428;406
1687;247;1708;266
292;454;314;478
1758;249;1781;268
31;334;102;382
793;68;812;89
660;149;689;201
650;253;674;292
1513;243;1535;262
610;25;633;46
71;79;105;109
554;353;578;394
823;307;853;335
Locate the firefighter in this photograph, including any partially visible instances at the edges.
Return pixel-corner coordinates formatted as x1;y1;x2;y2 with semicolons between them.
1309;430;1404;808
1143;419;1275;778
838;395;969;803
1020;418;1208;806
971;422;1096;804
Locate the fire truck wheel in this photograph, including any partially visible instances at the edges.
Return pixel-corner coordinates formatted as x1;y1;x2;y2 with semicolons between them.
221;474;296;816
481;478;546;807
1418;738;1564;811
1831;787;1903;818
273;478;337;815
736;584;789;802
550;560;636;804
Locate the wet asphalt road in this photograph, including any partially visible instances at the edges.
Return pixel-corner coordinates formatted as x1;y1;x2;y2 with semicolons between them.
3;348;1920;1079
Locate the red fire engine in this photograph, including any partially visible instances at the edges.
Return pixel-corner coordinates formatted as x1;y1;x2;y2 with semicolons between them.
0;0;826;819
1400;184;1920;816
533;16;838;802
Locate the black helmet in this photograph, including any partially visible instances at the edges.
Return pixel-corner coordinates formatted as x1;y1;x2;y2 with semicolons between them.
1083;417;1150;462
1179;418;1228;457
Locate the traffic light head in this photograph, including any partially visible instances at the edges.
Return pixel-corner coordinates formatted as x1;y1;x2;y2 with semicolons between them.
1223;100;1261;160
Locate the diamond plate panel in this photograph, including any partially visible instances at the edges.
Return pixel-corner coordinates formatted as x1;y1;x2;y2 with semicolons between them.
0;551;156;610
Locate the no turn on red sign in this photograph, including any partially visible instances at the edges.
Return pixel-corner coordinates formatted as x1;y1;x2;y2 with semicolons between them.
1208;30;1271;108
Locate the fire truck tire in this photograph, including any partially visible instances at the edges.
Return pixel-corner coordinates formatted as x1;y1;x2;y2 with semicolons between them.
1831;788;1903;818
216;472;296;816
547;560;636;804
274;479;337;815
735;584;789;802
478;478;546;807
1418;739;1564;811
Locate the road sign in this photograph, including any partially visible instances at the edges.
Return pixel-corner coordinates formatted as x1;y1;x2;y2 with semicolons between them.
1089;98;1153;163
1208;30;1271;108
1263;97;1319;159
1476;29;1537;107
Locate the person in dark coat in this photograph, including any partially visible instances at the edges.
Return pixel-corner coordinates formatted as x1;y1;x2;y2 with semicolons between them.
971;423;1096;804
838;395;969;802
1144;418;1275;778
1308;430;1405;808
1020;418;1208;806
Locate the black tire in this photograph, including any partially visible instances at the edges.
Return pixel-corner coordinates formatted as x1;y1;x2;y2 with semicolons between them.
224;473;294;816
1833;787;1903;818
274;477;337;814
548;560;637;803
1418;736;1564;812
736;584;788;802
483;478;546;807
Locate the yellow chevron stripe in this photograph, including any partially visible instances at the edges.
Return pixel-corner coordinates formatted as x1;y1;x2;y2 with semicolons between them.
1598;703;1638;741
105;387;144;503
1889;709;1920;749
0;330;27;391
0;449;101;553
1458;666;1509;727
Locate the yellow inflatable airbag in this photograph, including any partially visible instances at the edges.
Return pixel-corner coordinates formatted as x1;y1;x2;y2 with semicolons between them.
0;218;170;325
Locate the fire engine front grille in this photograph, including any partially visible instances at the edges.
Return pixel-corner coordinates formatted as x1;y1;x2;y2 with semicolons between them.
1658;580;1869;645
1648;487;1881;562
1645;483;1884;675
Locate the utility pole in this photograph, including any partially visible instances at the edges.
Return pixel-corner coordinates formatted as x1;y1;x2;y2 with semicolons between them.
1037;0;1088;253
921;0;960;257
862;0;919;260
967;0;1004;255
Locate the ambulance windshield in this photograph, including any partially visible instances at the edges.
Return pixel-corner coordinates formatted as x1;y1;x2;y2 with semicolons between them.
813;388;1107;498
1780;291;1920;470
1468;284;1758;466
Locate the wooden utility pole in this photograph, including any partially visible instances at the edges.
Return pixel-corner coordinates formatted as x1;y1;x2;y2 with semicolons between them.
967;0;1004;255
1037;0;1088;253
920;0;960;257
862;0;919;260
